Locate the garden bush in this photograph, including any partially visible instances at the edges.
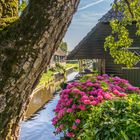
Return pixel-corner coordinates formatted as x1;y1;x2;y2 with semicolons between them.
79;94;140;140
52;74;140;139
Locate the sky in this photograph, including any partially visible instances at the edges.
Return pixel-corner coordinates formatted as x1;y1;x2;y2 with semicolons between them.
64;0;113;51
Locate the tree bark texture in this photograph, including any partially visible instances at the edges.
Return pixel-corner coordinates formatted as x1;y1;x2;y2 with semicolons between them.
0;0;80;139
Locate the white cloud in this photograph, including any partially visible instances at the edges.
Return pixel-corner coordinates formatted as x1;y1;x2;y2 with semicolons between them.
78;0;105;11
70;12;105;27
79;12;106;19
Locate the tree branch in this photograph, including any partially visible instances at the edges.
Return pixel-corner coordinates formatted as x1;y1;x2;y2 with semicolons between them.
124;0;134;18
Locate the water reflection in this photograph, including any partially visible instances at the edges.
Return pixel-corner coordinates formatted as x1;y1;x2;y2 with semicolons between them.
20;72;78;140
25;84;57;118
20;94;63;140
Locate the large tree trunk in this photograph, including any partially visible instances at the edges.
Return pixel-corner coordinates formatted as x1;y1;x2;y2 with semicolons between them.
0;0;80;139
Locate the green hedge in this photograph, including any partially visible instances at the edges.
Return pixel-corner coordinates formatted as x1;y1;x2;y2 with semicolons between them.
79;94;140;140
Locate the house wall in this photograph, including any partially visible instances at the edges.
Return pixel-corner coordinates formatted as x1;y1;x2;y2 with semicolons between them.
105;55;122;76
68;23;140;87
105;55;140;87
122;67;140;87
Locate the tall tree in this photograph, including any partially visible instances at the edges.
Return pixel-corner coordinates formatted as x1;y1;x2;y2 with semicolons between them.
0;0;80;139
0;0;140;139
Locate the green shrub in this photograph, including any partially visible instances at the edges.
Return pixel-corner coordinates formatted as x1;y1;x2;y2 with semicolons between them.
79;74;97;82
79;94;140;140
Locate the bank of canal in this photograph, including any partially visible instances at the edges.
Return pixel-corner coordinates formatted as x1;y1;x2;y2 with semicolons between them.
20;72;78;140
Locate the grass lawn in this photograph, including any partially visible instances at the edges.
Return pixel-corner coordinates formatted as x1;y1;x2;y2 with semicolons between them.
65;63;78;69
38;70;54;86
38;63;78;87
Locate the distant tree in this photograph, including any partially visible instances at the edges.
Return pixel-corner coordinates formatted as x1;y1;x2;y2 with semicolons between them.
59;41;68;53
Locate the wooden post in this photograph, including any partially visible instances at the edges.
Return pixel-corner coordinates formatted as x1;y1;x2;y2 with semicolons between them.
101;59;105;74
78;59;82;72
98;59;105;75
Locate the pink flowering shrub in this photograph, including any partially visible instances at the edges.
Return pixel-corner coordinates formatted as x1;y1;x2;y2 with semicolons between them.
52;74;140;138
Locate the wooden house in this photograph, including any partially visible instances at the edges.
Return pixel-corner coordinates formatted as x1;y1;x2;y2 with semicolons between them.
67;9;140;87
51;47;67;63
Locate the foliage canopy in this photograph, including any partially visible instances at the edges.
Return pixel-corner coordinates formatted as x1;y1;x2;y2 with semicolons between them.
105;0;140;68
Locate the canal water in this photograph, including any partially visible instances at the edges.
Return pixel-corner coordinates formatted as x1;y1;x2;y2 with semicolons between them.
20;72;78;140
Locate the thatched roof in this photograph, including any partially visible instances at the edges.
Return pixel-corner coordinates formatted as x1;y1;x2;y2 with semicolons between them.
67;9;139;60
67;9;125;60
99;9;124;23
67;23;111;59
54;47;66;56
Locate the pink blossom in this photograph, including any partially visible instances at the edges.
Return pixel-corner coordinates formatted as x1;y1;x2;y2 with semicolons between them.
72;82;79;86
64;94;68;99
72;125;77;129
63;89;71;94
118;93;127;97
86;80;91;83
121;88;125;92
127;85;139;91
79;91;85;96
66;132;75;137
78;105;86;110
75;119;81;124
89;96;94;100
90;91;96;95
91;101;98;106
56;127;61;133
97;95;103;101
66;108;73;113
104;93;112;100
112;76;121;81
72;104;77;109
52;117;58;125
113;81;120;85
97;89;104;95
97;75;104;80
86;82;93;87
66;100;72;106
114;86;123;91
83;100;91;105
67;84;73;89
59;124;64;129
81;85;86;89
57;113;63;119
73;89;80;93
102;74;109;78
113;89;120;95
93;83;100;88
82;95;89;100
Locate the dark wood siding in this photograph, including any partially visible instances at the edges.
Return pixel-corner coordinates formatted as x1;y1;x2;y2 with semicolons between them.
105;56;122;76
122;69;140;87
105;58;140;87
68;22;140;87
122;61;140;87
